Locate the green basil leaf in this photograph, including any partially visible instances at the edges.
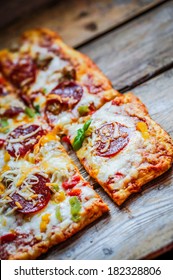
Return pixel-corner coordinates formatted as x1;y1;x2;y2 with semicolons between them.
72;128;85;151
72;119;92;151
83;119;92;132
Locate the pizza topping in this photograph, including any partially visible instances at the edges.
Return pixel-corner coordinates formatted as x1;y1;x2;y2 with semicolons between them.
68;189;81;196
0;118;9;133
0;139;5;148
50;81;83;109
61;135;71;144
61;66;76;82
0;233;17;245
54;191;66;203
0;182;5;195
55;206;63;222
4;151;10;162
136;121;149;140
24;107;35;118
9;56;36;88
45;98;61;116
78;105;89;116
0;85;8;96
84;74;103;94
72;119;92;151
69;196;81;222
62;175;81;190
6;124;45;157
1;107;24;118
34;104;40;114
40;213;51;232
107;172;124;185
95;122;130;157
9;174;51;214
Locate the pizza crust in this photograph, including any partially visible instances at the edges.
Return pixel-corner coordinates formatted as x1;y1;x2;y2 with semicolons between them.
8;197;108;260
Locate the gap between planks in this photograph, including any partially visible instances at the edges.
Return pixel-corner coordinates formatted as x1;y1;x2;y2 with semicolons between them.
79;1;173;93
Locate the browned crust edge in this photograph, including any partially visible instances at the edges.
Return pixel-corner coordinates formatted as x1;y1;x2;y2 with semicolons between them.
8;198;108;260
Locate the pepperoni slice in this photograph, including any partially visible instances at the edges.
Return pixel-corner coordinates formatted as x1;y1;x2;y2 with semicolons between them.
1;107;24;118
9;57;36;88
84;74;103;94
6;124;45;158
50;81;83;109
95;122;130;157
0;233;17;245
9;174;51;214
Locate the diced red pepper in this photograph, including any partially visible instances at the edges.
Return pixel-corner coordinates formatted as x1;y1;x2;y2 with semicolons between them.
0;139;5;149
62;175;81;190
61;135;71;144
68;189;81;196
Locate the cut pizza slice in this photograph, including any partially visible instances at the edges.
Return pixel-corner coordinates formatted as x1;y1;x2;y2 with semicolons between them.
0;72;51;155
0;28;119;131
66;93;173;205
0;130;108;259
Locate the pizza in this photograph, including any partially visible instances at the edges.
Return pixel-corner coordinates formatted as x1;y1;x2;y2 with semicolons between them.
0;28;119;131
0;127;108;259
66;93;173;205
0;28;173;260
0;28;115;259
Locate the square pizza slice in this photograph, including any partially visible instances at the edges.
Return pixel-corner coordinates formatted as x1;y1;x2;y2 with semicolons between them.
66;93;173;205
0;131;108;259
0;87;51;163
0;28;119;131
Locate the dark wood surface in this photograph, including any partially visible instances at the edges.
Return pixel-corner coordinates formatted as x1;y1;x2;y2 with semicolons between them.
0;0;166;49
79;1;173;91
0;0;172;260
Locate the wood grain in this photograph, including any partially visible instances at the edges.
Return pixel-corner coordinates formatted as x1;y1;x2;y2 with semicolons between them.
0;0;166;49
41;69;173;260
0;0;54;28
79;1;173;91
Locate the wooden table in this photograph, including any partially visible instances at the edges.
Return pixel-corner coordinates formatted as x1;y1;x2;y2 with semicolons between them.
0;0;173;260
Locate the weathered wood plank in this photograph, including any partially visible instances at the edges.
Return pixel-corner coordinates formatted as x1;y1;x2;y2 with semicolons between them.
41;69;173;260
79;1;173;91
0;0;54;29
0;0;166;49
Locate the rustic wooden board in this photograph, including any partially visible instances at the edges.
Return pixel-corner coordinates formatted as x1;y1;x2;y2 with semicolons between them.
0;0;54;29
79;1;173;91
0;0;166;49
41;69;173;260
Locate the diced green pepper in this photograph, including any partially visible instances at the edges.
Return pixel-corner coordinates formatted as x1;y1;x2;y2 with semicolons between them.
55;206;63;222
42;88;47;94
78;105;89;116
52;183;59;192
69;196;81;222
25;107;35;118
0;118;9;133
